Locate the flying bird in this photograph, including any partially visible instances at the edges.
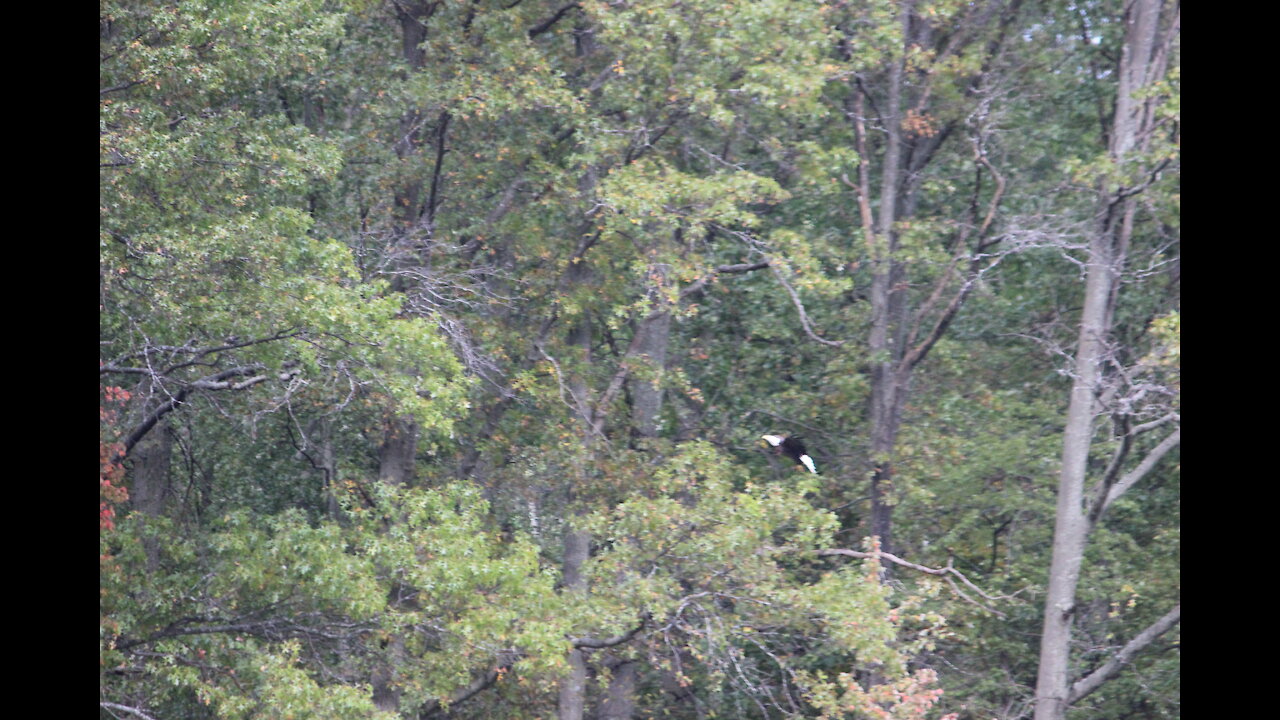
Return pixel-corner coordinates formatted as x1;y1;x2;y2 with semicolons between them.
762;434;817;474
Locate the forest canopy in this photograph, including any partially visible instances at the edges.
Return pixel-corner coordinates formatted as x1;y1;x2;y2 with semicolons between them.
100;1;1179;719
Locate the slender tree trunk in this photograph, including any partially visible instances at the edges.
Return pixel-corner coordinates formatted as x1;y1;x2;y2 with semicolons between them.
315;421;343;523
1032;216;1114;720
628;262;672;441
865;0;911;559
1033;2;1175;717
559;260;597;720
558;529;592;720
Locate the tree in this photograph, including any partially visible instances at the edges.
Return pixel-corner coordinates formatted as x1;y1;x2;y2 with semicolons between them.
1032;1;1180;718
100;0;468;477
101;0;1179;717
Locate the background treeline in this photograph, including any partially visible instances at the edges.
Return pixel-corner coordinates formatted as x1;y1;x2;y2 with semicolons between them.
100;1;1179;718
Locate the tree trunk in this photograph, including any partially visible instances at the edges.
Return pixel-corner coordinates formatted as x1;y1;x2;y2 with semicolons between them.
1032;215;1114;720
371;634;406;713
129;418;172;519
628;263;672;441
556;210;600;720
129;415;173;570
558;529;593;720
315;421;342;523
123;371;177;569
864;0;911;560
1032;2;1175;717
598;658;638;720
379;415;419;487
370;413;416;713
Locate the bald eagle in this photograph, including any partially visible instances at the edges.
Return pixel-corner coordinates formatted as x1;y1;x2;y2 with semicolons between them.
762;434;817;474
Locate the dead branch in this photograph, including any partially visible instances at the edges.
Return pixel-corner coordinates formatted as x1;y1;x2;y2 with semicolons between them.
769;262;844;348
572;613;650;649
100;702;158;720
678;261;771;299
1067;603;1180;705
817;547;1022;617
1090;427;1180;525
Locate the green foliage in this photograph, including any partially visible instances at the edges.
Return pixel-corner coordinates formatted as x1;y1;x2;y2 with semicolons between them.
574;443;948;711
102;485;567;718
101;0;469;434
102;0;1177;717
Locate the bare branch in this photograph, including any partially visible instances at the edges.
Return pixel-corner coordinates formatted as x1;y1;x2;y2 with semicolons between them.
100;702;158;720
527;2;580;38
900;267;983;372
972;135;1007;239
679;262;770;299
769;262;844;348
100;330;302;376
120;365;269;458
1092;427;1180;523
419;110;451;235
588;314;653;436
1092;415;1135;512
1067;604;1180;705
817;547;1021;617
1112;156;1174;202
418;649;522;718
1128;412;1178;437
101;79;146;96
191;373;270;392
900;133;1008;373
534;340;594;426
114;607;374;651
572;613;649;649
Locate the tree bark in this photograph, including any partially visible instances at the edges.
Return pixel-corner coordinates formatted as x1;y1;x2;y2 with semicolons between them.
129;418;172;519
125;372;176;569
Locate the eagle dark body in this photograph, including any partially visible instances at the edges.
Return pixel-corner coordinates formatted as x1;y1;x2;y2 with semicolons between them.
761;434;818;474
778;436;809;464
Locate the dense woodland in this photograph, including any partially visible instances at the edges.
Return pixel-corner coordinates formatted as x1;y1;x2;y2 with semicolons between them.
100;1;1179;718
